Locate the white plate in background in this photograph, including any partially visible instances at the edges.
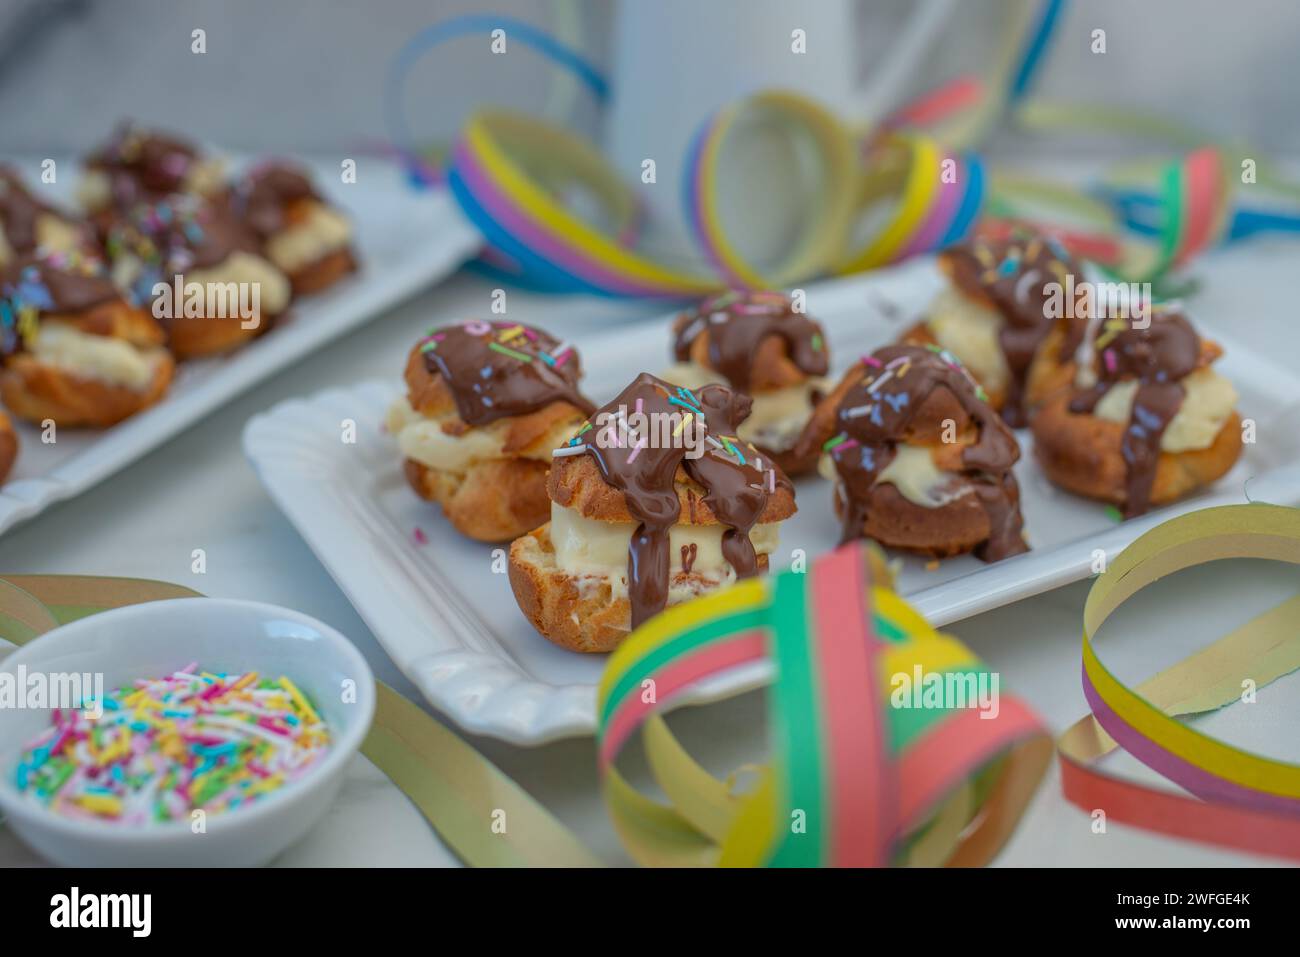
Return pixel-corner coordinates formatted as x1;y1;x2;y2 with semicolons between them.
0;158;481;537
244;258;1300;744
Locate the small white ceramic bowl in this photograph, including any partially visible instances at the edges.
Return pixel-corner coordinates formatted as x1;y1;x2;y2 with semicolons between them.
0;598;375;867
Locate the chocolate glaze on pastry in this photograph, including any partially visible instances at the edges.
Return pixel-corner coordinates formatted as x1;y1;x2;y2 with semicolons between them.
672;289;829;393
0;168;63;256
564;372;793;627
942;233;1086;427
106;195;259;301
1065;307;1201;518
420;321;595;427
825;344;1026;561
231;163;320;238
0;253;120;356
86;124;206;209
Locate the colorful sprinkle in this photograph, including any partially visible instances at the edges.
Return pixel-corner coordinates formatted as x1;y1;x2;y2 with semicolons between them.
488;341;533;363
11;667;330;827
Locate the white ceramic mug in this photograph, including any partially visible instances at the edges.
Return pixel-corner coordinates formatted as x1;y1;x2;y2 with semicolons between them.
601;0;956;266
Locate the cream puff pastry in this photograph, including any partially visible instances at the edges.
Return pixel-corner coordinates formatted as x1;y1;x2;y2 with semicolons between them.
230;162;357;295
902;231;1088;426
798;344;1027;562
1030;305;1241;517
665;289;829;476
78;123;226;233
386;320;595;543
509;373;796;652
0;252;173;427
106;195;290;359
0;409;15;486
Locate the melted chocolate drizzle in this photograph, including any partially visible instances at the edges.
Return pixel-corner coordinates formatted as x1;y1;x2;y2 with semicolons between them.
0;253;121;356
87;124;205;209
231;162;321;238
1066;308;1201;518
106;195;260;308
673;289;828;393
0;167;52;255
572;373;791;628
943;232;1085;427
827;344;1027;562
420;321;594;426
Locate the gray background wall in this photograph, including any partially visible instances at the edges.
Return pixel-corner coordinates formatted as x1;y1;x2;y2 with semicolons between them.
0;0;1295;157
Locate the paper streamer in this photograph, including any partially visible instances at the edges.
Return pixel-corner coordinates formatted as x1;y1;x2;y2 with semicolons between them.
383;8;1052;296
1058;504;1300;861
0;576;598;868
386;4;1300;295
597;545;1053;867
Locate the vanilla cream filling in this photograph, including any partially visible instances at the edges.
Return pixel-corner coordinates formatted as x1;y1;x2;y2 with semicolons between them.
662;361;825;449
549;501;781;599
265;202;352;274
31;322;160;391
1088;367;1238;452
183;251;291;319
385;396;575;473
114;250;292;321
820;443;971;509
925;286;1009;393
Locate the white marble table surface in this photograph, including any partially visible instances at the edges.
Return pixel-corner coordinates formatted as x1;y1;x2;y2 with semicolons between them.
2;235;1299;867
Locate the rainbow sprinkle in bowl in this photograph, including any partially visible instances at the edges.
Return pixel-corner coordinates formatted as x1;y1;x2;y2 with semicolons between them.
0;599;374;867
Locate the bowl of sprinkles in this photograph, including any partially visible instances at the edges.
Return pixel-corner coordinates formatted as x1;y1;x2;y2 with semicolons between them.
15;667;332;825
0;599;374;867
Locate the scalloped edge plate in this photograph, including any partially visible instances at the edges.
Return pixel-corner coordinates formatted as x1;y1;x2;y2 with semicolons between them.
242;261;1300;744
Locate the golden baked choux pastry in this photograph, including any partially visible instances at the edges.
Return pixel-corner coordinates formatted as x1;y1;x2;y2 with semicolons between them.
0;409;16;486
386;320;595;543
230;162;357;296
78;123;226;236
901;229;1089;427
509;372;797;652
106;195;290;359
0;252;173;427
796;344;1028;562
664;289;830;476
1029;305;1241;517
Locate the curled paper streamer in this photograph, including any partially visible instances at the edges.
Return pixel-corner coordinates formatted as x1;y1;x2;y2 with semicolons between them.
389;4;1300;296
1059;504;1300;862
596;546;1052;867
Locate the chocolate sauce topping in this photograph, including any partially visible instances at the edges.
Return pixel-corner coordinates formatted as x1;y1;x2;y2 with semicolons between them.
570;372;792;628
826;344;1027;562
943;231;1085;427
232;163;321;238
87;124;204;209
0;167;52;254
0;253;121;356
420;321;594;426
1067;308;1202;518
106;195;260;307
672;289;828;393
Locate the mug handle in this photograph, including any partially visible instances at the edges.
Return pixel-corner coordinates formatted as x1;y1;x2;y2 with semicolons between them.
845;0;961;127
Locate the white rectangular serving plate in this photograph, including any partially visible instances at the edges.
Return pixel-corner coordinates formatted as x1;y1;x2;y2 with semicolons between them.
244;258;1300;744
0;158;481;537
